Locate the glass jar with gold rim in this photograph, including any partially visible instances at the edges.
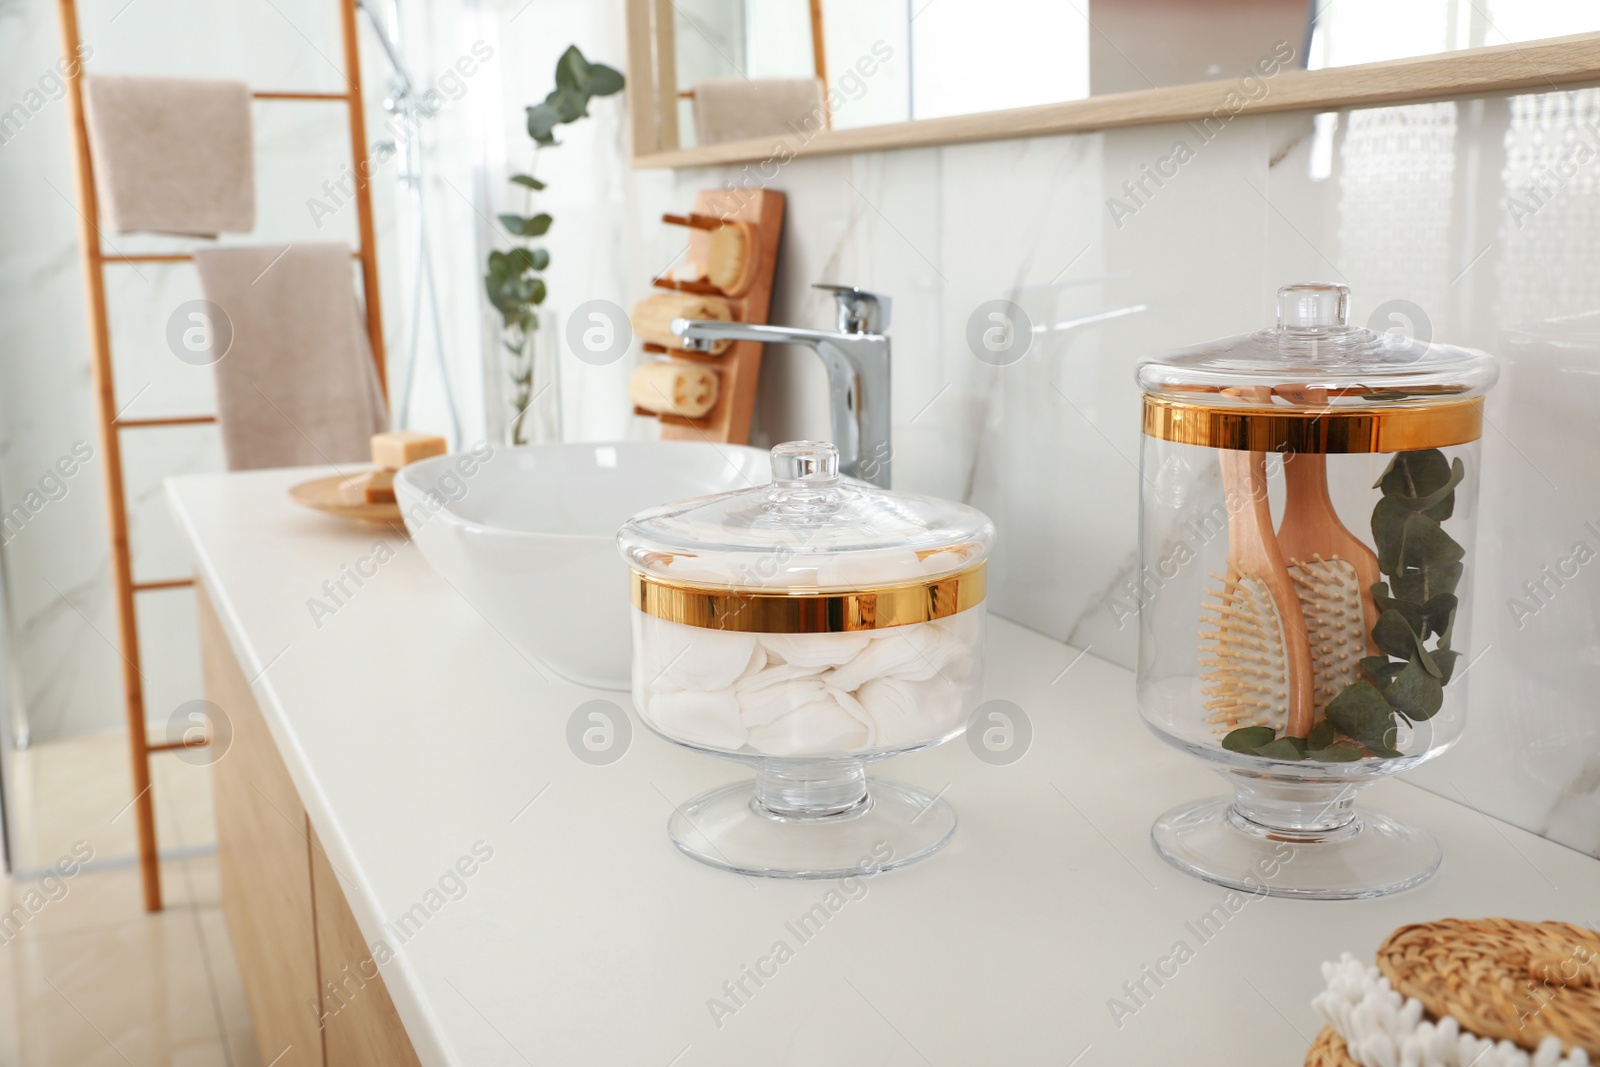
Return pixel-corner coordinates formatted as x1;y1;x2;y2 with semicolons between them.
1136;283;1498;899
617;440;995;879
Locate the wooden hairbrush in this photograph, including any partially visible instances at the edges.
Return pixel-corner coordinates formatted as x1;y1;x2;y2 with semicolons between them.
1274;386;1381;714
1200;447;1315;739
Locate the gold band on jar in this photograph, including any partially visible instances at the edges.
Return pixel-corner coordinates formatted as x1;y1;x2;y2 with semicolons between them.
1141;395;1483;453
631;563;986;633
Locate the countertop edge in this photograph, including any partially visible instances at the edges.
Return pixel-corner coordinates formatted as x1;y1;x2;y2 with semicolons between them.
165;473;460;1067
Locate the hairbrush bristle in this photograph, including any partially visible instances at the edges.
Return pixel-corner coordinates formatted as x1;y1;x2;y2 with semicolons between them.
1287;554;1367;711
1199;566;1290;734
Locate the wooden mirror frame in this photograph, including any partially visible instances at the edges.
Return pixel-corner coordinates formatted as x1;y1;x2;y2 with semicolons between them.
623;2;1600;171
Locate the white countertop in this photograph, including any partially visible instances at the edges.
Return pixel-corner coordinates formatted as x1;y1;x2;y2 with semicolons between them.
169;466;1600;1067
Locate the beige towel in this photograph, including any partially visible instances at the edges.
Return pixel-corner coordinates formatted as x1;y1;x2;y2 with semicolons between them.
690;78;826;145
82;74;255;236
195;244;387;471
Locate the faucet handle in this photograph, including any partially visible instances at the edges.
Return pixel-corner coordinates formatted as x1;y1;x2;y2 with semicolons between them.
813;284;892;335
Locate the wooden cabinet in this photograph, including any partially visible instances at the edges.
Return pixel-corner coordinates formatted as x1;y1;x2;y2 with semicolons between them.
200;588;421;1067
311;834;423;1067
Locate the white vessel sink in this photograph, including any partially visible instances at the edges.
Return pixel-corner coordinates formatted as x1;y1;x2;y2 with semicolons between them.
395;442;769;690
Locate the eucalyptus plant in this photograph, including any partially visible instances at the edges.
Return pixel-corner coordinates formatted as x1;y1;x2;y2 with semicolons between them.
1223;448;1467;761
484;45;623;443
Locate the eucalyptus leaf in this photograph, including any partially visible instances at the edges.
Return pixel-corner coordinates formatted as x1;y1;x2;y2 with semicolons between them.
509;174;547;191
1383;657;1444;721
1308;742;1365;762
1419;593;1458;642
554;45;587;91
1371;495;1409;573
497;213;553;238
1415;459;1463;520
1255;738;1308;761
548;86;588;123
1372;453;1400;490
1433;648;1461;684
529;247;550;270
1325;681;1395;752
485;273;523;314
1370;583;1426;636
1373;609;1426;665
1383;458;1464;518
1398;511;1466;574
584;62;625;96
505;247;538;273
1380;448;1452;499
1222;726;1277;754
1392;561;1462;603
526;102;562;144
1359;655;1404;689
1307;720;1336;750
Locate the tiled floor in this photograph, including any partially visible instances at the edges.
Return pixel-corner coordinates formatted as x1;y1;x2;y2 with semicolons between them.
6;730;216;874
1;732;260;1066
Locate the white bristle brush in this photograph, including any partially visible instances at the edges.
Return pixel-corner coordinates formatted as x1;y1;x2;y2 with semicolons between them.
1200;448;1315;738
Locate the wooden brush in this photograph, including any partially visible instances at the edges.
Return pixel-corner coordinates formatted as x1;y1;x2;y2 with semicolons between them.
1273;387;1382;714
1200;447;1315;739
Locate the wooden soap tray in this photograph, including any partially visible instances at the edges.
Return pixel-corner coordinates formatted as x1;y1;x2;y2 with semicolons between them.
630;188;785;443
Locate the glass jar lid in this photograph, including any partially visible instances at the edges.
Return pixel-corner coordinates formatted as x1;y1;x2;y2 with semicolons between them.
619;441;994;589
1138;282;1498;402
618;442;994;632
1137;283;1499;453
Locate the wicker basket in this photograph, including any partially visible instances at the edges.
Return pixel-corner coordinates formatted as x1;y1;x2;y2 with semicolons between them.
1304;1026;1355;1067
1306;918;1600;1065
1379;918;1600;1056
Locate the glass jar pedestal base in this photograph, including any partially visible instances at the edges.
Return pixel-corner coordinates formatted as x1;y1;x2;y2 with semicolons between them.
667;760;956;879
1150;778;1442;900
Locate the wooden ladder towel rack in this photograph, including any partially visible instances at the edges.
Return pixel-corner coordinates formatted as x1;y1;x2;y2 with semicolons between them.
55;0;386;911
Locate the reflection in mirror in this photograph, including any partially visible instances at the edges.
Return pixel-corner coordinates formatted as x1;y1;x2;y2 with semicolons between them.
664;0;1599;151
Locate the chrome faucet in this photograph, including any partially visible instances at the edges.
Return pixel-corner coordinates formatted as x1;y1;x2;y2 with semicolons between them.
671;284;893;487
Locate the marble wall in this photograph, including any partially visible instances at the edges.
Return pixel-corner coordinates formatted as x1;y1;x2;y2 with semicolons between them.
496;5;1600;856
2;0;1595;858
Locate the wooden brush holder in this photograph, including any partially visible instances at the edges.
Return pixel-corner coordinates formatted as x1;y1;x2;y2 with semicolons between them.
626;189;784;443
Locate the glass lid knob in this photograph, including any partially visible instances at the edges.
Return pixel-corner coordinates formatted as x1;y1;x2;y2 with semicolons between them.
770;441;840;486
1277;282;1351;333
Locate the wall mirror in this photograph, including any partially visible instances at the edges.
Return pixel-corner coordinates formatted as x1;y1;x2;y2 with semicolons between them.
624;0;1600;167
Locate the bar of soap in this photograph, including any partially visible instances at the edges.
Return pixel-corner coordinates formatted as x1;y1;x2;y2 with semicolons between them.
363;468;395;504
630;360;719;419
337;469;396;505
371;431;446;470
